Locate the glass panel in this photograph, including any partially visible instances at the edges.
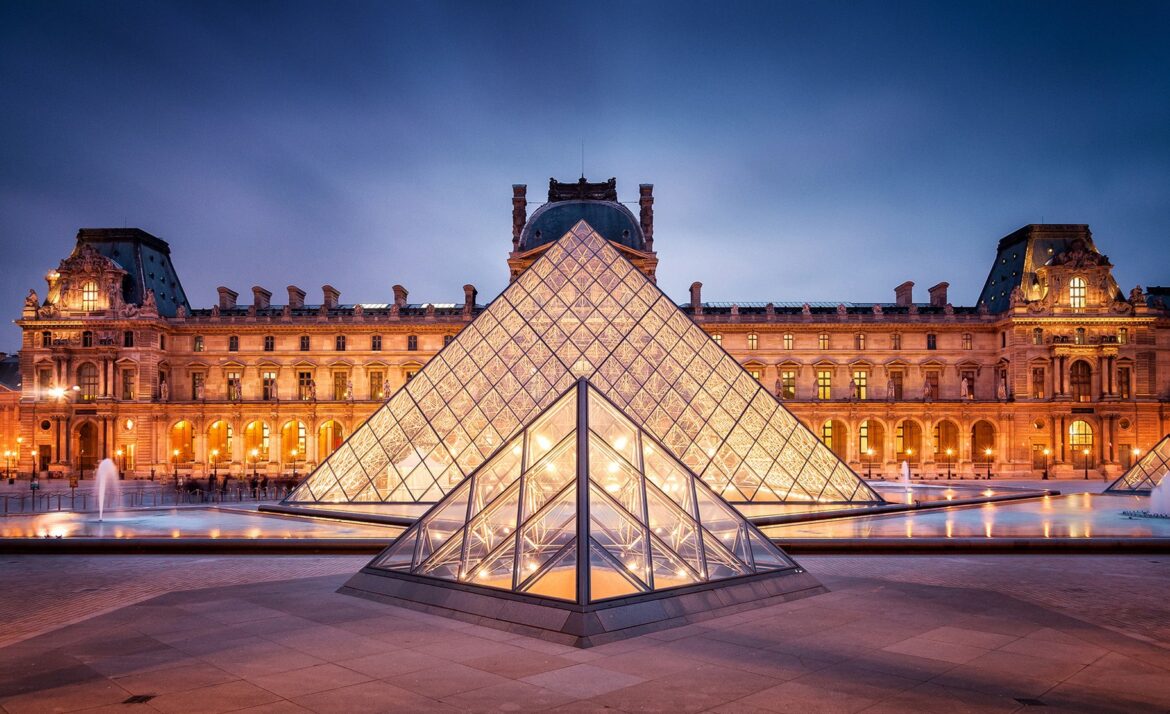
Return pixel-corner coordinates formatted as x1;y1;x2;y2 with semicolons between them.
517;484;577;585
468;539;516;591
414;482;471;567
701;530;751;580
471;438;523;518
463;483;521;573
589;485;651;589
589;539;644;601
748;530;792;571
649;537;702;590
641;441;697;518
521;540;578;601
374;530;418;571
526;390;577;466
522;437;576;519
645;486;704;579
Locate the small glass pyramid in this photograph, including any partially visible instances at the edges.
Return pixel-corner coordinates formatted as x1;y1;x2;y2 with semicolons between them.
285;220;880;508
370;379;798;603
1106;435;1170;494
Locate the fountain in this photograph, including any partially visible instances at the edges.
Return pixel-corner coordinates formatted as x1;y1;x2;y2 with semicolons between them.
1150;475;1170;518
95;458;121;522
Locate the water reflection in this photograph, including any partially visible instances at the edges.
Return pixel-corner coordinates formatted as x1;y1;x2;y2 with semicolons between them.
1;508;402;539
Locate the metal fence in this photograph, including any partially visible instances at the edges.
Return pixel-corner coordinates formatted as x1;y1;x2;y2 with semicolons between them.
0;482;294;514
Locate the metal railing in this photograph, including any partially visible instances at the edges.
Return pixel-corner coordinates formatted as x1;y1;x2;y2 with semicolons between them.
0;483;293;514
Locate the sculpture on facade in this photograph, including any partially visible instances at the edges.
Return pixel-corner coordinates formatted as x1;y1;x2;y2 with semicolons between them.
1131;285;1147;306
175;305;187;319
886;377;895;402
141;289;158;316
159;379;169;403
997;378;1008;401
307;378;317;401
347;380;354;401
774;378;783;400
24;289;39;309
960;376;971;400
848;378;858;401
195;381;205;401
1009;285;1026;307
837;303;847;316
383;379;392;400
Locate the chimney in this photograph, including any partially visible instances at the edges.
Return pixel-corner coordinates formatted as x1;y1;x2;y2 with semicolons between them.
462;284;477;316
928;282;949;307
392;284;408;308
217;287;238;310
322;285;340;310
895;281;914;307
286;285;305;309
252;286;271;310
639;184;655;250
511;185;527;251
689;281;703;315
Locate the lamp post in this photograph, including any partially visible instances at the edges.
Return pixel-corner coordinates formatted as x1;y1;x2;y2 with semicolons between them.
172;448;180;485
945;448;953;480
865;448;874;480
210;449;219;478
3;449;11;483
1042;448;1051;480
115;448;124;473
250;448;259;481
984;448;993;480
15;436;22;481
1082;448;1090;480
290;449;298;480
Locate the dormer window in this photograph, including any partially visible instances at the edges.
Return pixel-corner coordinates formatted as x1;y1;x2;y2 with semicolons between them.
1069;276;1086;310
81;281;99;311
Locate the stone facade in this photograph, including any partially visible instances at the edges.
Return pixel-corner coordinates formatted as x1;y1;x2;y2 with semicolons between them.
7;187;1169;481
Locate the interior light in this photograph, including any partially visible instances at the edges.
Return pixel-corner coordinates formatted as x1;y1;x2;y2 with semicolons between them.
613;436;627;451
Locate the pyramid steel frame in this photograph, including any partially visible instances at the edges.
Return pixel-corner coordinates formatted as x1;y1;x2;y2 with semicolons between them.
1106;435;1170;494
283;221;881;510
341;379;825;646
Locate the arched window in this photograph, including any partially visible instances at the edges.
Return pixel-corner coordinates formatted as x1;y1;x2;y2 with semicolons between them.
81;281;99;311
1069;277;1086;309
1069;420;1094;466
281;420;307;461
77;363;99;401
170;421;194;463
896;420;922;461
858;420;884;461
207;420;232;464
972;421;995;460
318;420;344;458
933;420;959;460
1070;360;1092;402
244;420;270;461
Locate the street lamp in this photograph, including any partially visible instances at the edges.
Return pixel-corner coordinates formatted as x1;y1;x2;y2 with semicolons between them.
172;448;180;485
290;449;298;480
210;449;219;478
115;448;124;473
3;449;11;483
1042;447;1051;480
1082;448;1090;480
250;448;259;481
984;448;993;480
15;436;22;481
944;448;954;480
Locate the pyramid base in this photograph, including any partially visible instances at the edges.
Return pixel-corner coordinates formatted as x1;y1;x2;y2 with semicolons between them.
339;567;826;648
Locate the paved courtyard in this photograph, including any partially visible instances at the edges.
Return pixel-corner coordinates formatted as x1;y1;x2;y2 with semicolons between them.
1;554;1169;712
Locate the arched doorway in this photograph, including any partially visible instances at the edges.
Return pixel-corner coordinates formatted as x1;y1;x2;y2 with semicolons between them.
281;420;306;462
318;420;344;459
170;421;194;464
972;420;996;462
934;420;960;465
244;421;270;463
820;419;848;460
1070;360;1092;402
1069;420;1094;468
207;420;232;466
858;420;885;476
896;420;922;463
76;422;98;473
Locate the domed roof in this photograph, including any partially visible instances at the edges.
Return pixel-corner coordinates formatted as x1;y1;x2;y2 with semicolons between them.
520;200;645;252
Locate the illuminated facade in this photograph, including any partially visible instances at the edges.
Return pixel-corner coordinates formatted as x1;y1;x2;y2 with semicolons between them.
10;178;1170;482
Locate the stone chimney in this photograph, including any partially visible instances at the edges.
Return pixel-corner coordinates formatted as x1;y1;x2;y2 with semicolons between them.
286;285;305;309
463;284;477;318
512;185;527;251
322;285;340;310
895;281;914;307
639;184;654;251
928;282;949;307
217;287;238;310
252;286;271;310
392;284;408;309
689;281;703;315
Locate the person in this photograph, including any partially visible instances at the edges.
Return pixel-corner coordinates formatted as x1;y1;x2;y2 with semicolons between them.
207;472;218;502
260;474;269;499
250;474;260;498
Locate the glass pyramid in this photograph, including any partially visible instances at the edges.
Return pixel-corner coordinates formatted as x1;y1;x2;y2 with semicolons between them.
1106;435;1170;494
369;379;798;603
285;220;880;507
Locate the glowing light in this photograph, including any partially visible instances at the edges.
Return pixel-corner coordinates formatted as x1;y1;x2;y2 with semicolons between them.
607;461;619;473
536;435;551;451
613;436;627;451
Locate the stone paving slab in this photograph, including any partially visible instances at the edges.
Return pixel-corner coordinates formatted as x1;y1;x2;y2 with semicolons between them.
1;554;1169;712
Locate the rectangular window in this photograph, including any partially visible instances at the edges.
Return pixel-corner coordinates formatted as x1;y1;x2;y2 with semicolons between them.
82;331;93;348
297;371;313;400
747;333;758;350
159;334;166;350
371;335;382;351
41;331;52;348
228;335;239;352
194;335;204;352
333;372;348;400
370;370;385;399
405;369;418;382
925;371;939;400
1032;367;1046;399
889;371;904;400
1118;328;1128;345
407;335;419;351
124;330;135;348
262;371;277;400
263;335;275;352
852;370;867;400
227;371;241;401
780;370;796;400
712;333;722;347
37;369;52;396
1118;367;1131;399
299;335;310;351
926;334;937;350
1033;328;1044;345
748;368;761;381
962;333;972;350
444;334;454;347
121;369;136;401
335;335;346;351
191;372;204;401
855;333;865;350
816;369;832;400
890;333;901;350
783;333;793;350
818;333;829;350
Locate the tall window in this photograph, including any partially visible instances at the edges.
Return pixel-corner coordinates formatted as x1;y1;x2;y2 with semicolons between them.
298;371;314;400
262;371;278;400
1031;367;1046;399
1069;420;1093;465
821;420;834;450
924;371;939;400
783;333;793;350
299;335;310;351
194;335;204;352
78;363;98;401
1032;328;1044;345
190;372;203;401
1118;366;1131;399
889;371;903;400
818;333;829;350
747;367;761;381
443;334;454;347
1069;276;1086;310
121;369;136;401
962;333;972;350
263;335;275;352
711;333;722;347
371;335;382;351
852;370;868;400
333;372;349;400
124;330;135;348
1118;327;1128;345
407;335;419;351
369;370;385;399
81;281;99;311
244;421;270;461
926;333;937;350
855;333;865;350
82;331;93;347
1070;360;1092;402
890;333;901;350
858;420;870;455
228;335;239;352
816;369;832;400
747;333;758;350
41;331;51;348
780;370;796;399
227;371;242;401
335;335;346;351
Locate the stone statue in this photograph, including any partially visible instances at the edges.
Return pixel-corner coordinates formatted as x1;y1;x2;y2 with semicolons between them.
872;304;883;316
383;379;391;400
774;378;783;400
960;377;971;400
307;379;316;401
24;289;39;309
159;379;169;403
347;380;354;401
210;305;220;318
836;304;847;316
997;378;1007;401
886;377;895;402
175;305;187;319
120;302;139;318
801;303;811;316
923;381;932;403
1010;285;1026;307
142;289;157;314
270;381;279;401
353;303;364;318
1131;285;1146;306
849;378;858;401
195;381;205;400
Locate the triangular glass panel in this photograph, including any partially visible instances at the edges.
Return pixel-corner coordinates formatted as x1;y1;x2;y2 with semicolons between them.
589;539;645;601
1106;434;1170;495
520;540;577;601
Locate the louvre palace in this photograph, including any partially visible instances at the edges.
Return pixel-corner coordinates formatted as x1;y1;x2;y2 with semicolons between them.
6;177;1169;491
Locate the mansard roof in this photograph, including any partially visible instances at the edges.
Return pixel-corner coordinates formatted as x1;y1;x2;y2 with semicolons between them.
76;228;191;317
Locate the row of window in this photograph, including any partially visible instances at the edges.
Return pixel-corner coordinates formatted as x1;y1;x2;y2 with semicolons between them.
201;334;451;353
712;331;964;351
1030;327;1128;346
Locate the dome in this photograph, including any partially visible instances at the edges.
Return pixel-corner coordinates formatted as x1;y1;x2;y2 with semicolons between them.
520;200;645;252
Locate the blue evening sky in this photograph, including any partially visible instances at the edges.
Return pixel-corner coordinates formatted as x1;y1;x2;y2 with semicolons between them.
1;0;1168;351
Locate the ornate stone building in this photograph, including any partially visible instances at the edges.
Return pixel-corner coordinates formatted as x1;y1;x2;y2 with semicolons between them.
9;179;1169;481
